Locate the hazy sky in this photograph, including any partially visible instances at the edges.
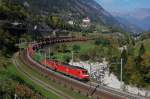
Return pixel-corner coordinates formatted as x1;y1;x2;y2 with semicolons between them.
96;0;150;13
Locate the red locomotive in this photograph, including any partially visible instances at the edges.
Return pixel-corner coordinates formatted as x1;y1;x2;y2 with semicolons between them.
41;60;89;81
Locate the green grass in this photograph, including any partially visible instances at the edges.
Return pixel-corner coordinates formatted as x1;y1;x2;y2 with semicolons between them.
15;54;61;99
54;41;95;57
53;53;71;62
0;56;60;99
36;41;96;63
16;53;89;99
0;58;53;98
134;39;150;56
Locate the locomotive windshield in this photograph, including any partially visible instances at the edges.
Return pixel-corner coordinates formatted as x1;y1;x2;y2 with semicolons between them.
82;71;88;74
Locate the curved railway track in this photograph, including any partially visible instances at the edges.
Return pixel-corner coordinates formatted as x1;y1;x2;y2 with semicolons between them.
13;52;75;99
16;36;146;99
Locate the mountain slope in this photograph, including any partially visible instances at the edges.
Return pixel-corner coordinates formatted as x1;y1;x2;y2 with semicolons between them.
113;8;150;31
116;16;143;33
12;0;124;30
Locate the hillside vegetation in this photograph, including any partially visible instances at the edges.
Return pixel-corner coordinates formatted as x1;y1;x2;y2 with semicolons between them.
0;0;150;98
39;33;150;88
0;1;47;98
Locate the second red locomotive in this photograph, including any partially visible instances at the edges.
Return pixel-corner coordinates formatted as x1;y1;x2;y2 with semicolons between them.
41;60;89;81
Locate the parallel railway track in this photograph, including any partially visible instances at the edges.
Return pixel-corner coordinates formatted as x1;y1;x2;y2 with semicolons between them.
13;52;75;99
16;36;146;99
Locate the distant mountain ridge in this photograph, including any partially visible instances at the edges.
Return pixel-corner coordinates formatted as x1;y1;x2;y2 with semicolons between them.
113;8;150;32
116;16;143;33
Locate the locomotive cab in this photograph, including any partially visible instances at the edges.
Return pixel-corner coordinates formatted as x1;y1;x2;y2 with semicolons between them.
80;70;89;81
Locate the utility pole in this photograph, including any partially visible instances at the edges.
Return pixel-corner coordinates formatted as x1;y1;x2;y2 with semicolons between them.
71;51;74;65
45;52;47;66
14;93;17;99
49;47;51;59
110;58;123;90
19;39;27;53
90;63;91;76
89;62;92;96
19;39;21;53
81;63;84;68
120;58;123;89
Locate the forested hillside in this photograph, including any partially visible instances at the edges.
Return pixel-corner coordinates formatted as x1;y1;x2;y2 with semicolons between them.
0;0;150;98
0;1;46;98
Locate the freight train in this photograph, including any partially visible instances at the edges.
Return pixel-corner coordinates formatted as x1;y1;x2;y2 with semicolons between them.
27;36;90;81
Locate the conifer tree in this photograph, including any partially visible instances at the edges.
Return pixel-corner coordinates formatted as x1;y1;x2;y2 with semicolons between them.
139;43;145;56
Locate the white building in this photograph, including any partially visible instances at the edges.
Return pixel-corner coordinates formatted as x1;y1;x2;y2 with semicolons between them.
82;17;91;27
68;20;74;25
82;17;91;23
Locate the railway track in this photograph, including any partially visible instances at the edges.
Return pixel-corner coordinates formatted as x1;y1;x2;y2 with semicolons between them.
89;82;146;99
16;36;146;99
13;52;75;99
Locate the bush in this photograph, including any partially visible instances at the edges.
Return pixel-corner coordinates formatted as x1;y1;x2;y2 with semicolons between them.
72;45;80;53
95;39;110;46
79;54;89;61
